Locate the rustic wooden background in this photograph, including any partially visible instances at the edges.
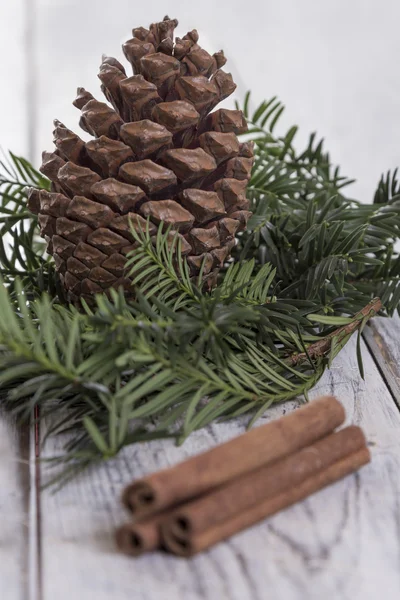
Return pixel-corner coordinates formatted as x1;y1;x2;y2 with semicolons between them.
2;2;400;599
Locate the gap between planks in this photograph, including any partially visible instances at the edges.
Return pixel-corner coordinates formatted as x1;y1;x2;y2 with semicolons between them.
363;316;400;410
31;408;43;600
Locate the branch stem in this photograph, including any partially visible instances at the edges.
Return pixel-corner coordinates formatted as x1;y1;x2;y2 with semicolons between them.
290;297;382;366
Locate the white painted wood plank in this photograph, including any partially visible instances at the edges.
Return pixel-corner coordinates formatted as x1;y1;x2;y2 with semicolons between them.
40;335;400;600
364;315;400;407
0;415;30;599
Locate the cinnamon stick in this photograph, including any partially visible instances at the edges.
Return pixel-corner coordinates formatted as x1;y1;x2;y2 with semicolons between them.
162;425;365;539
115;513;165;557
122;395;345;517
162;445;370;556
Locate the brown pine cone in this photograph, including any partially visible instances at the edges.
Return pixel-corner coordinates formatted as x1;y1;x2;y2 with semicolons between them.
31;16;253;303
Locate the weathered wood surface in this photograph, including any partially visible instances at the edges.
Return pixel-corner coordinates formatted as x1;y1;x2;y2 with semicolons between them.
0;414;33;600
364;315;400;407
38;336;400;600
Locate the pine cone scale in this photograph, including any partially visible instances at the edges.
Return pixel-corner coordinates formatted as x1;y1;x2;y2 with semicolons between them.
119;160;177;195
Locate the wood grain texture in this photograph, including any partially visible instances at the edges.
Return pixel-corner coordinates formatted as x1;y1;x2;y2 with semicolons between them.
364;315;400;408
39;335;400;600
0;414;30;599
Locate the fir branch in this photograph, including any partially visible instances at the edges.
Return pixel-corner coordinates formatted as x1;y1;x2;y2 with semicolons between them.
2;87;400;483
0;272;376;483
125;222;199;309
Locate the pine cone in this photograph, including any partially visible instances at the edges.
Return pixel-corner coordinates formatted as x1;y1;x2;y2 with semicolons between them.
31;16;253;303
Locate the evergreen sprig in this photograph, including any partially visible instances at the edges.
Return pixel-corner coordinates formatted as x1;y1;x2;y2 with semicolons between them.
0;256;379;485
235;92;400;316
0;91;398;481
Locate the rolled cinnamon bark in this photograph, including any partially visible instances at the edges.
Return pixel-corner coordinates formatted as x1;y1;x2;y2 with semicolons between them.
163;425;365;539
122;395;345;517
115;513;166;557
162;445;370;556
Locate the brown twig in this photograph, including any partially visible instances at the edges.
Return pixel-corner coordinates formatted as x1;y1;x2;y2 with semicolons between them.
290;297;382;366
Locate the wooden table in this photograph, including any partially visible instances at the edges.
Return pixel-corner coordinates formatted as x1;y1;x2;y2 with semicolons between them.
2;316;400;600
